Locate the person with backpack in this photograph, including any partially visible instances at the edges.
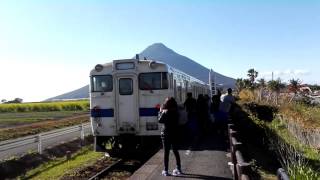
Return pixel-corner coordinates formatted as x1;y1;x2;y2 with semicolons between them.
158;97;182;176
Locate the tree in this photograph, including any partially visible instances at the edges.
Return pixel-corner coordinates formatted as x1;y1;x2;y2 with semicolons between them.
13;98;23;103
236;78;252;92
1;99;7;103
257;78;266;101
288;79;301;94
7;98;23;104
247;68;258;88
257;78;266;88
236;78;245;92
267;79;285;105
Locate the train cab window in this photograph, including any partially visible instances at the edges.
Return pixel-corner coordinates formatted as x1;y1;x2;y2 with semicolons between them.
139;72;168;90
91;75;113;92
119;78;133;95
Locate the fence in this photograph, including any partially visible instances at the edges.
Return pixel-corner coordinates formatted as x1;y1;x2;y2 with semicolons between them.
0;123;91;160
228;124;251;180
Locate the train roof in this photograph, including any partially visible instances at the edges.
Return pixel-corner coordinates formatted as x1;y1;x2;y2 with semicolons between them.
90;59;207;85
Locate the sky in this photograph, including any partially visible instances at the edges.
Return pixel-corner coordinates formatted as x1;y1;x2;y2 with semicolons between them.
0;0;319;102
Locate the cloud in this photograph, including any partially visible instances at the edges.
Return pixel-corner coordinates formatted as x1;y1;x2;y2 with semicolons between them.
260;69;310;80
293;69;310;75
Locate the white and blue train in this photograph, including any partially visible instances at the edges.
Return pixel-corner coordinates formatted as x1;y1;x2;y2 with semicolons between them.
90;58;210;152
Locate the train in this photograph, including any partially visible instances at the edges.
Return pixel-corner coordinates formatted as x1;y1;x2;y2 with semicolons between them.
89;57;210;154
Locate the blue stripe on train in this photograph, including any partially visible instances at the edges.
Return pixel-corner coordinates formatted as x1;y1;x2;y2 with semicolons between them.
91;109;114;117
90;108;159;117
139;108;159;117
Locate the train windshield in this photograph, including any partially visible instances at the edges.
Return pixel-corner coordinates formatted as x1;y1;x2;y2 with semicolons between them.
91;75;113;92
139;72;168;90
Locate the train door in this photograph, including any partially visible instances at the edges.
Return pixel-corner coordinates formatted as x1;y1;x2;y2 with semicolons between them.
115;75;139;133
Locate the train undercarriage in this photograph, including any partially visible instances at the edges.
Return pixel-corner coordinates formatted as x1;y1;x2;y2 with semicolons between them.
94;135;161;157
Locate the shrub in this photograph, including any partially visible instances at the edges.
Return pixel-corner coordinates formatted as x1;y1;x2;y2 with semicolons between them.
239;89;255;102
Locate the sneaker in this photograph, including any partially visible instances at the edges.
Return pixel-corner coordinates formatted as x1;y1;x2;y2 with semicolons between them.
161;170;170;176
172;168;182;176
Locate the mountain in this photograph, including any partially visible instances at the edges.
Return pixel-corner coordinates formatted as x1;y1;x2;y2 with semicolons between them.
46;43;235;101
46;85;89;101
138;43;235;86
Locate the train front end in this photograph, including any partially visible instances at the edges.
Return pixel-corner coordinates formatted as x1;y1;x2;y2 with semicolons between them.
90;59;170;153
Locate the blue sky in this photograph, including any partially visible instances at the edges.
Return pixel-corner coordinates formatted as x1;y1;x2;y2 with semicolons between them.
0;0;319;102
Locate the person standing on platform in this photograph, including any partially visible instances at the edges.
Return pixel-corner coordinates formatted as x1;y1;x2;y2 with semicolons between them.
211;90;222;130
158;97;182;176
196;94;208;135
184;93;198;151
217;88;235;134
211;90;222;114
184;92;197;120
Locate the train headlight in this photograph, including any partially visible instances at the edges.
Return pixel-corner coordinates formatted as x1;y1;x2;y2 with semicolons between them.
146;122;159;130
95;64;103;72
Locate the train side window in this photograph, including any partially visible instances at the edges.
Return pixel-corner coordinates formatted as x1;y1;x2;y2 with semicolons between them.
169;73;173;89
185;81;189;99
162;73;168;89
119;78;133;95
174;80;177;98
91;75;113;92
139;72;168;90
178;82;182;102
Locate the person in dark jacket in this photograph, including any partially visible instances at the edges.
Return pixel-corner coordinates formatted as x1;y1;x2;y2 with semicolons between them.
196;94;208;135
184;92;197;117
211;90;222;113
184;93;198;151
158;97;182;176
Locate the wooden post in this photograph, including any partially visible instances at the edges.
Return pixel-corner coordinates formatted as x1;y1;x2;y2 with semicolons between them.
80;124;85;146
37;134;42;154
66;151;71;160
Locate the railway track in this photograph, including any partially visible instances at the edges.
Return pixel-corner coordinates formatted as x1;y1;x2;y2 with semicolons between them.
60;144;160;180
87;153;155;180
88;158;123;180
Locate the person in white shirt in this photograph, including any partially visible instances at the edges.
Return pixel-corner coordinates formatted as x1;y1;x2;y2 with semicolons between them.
216;88;235;134
219;88;235;114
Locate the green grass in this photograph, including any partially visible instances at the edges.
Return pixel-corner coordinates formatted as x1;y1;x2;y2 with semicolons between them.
0;100;89;113
269;119;320;162
0;111;87;127
22;146;103;180
246;108;320;179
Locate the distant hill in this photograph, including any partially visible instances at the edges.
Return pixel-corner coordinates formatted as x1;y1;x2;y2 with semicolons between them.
45;85;89;101
138;43;235;86
46;43;235;101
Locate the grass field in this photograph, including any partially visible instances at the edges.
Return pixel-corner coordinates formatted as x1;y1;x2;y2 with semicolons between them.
0;111;87;128
0;100;90;141
0;100;89;113
0;113;89;141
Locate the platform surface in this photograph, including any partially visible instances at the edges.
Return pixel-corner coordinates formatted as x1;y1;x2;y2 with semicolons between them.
130;132;233;180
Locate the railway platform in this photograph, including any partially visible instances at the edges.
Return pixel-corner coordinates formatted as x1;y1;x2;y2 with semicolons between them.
130;132;233;180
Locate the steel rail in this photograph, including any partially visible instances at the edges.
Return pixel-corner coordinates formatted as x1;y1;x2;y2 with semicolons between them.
88;159;123;180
